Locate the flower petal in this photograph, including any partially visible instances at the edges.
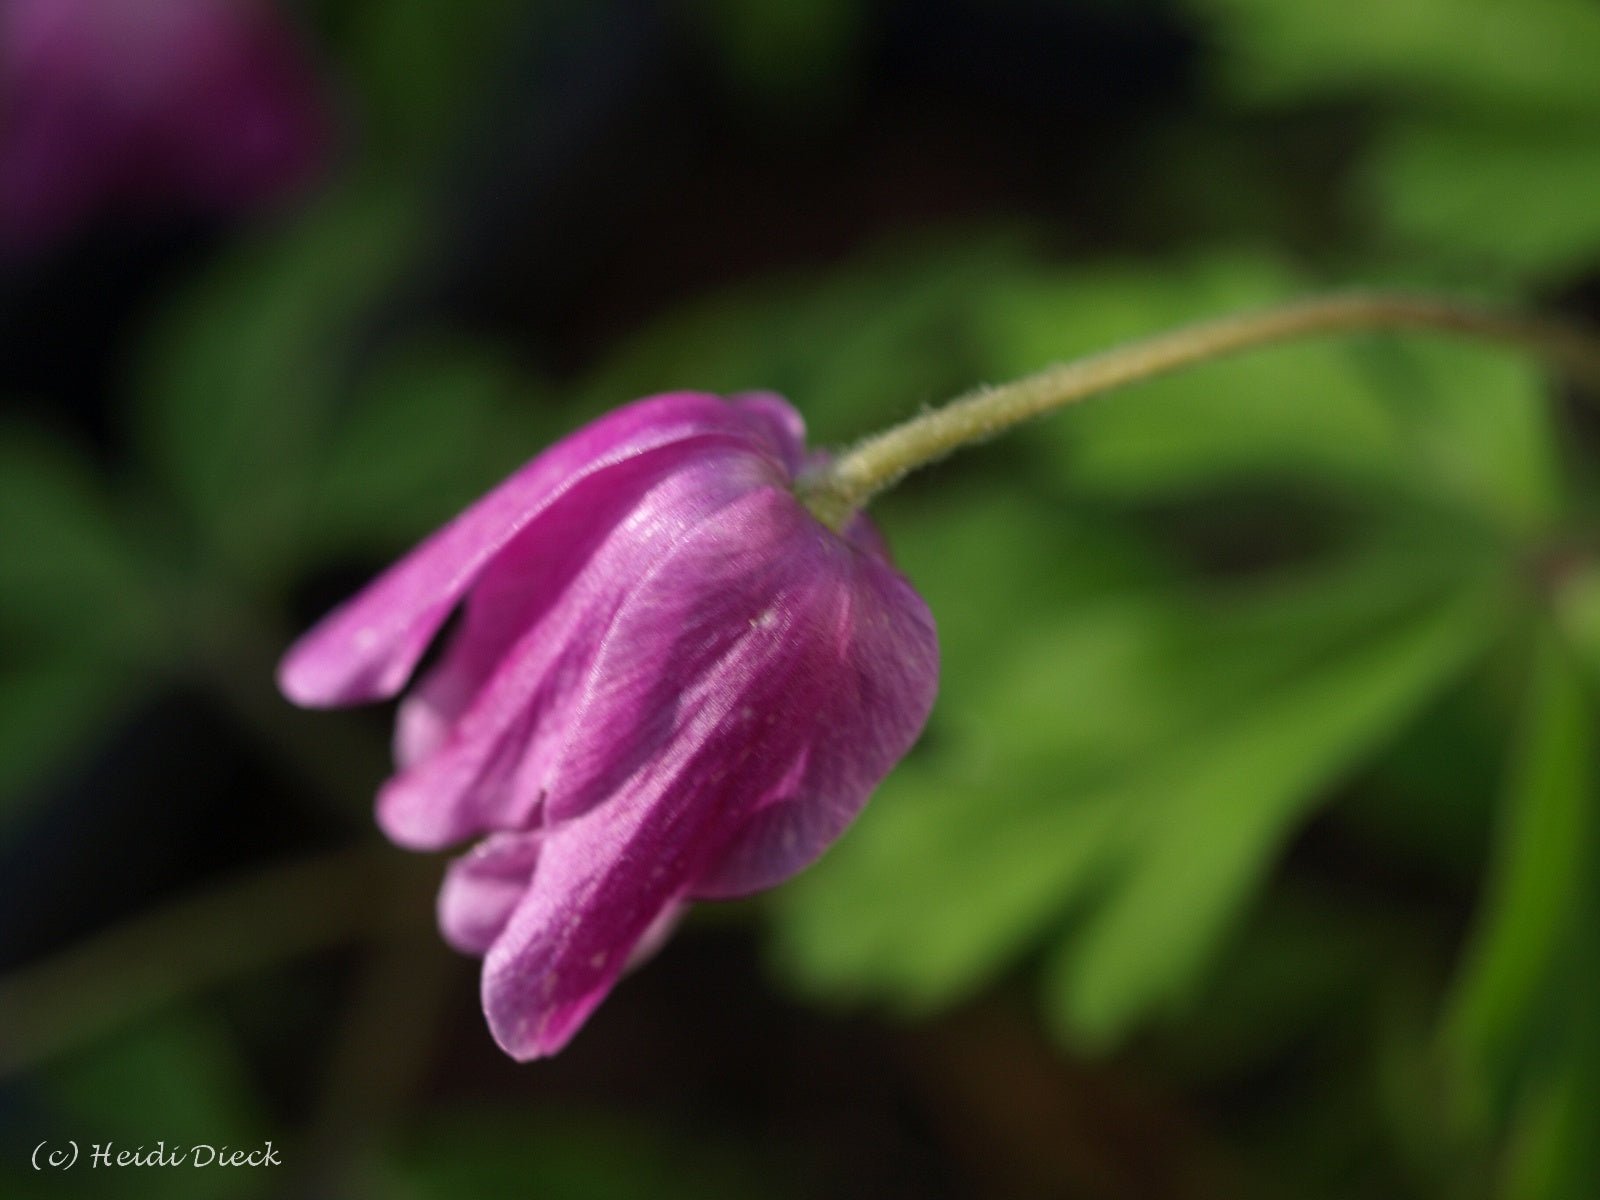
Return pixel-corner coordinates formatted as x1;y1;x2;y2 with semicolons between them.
437;830;542;954
479;784;695;1060
692;532;937;898
277;392;779;708
480;489;937;1057
375;445;783;849
389;443;701;773
540;496;935;838
480;648;797;1057
731;390;807;476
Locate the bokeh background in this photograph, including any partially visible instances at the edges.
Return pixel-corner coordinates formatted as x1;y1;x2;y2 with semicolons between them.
3;1;1599;1197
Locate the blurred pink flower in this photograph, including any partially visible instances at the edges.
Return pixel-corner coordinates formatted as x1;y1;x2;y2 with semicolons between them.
279;392;938;1059
0;0;332;254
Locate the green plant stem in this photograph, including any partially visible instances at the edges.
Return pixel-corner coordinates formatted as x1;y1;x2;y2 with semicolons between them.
800;291;1600;528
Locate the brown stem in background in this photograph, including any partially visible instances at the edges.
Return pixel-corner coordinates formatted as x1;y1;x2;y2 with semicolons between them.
0;845;403;1074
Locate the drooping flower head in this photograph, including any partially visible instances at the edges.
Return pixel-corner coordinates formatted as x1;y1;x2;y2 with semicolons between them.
279;392;938;1059
0;0;332;255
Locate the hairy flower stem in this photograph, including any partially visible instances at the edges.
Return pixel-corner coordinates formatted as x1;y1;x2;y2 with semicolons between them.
800;291;1600;529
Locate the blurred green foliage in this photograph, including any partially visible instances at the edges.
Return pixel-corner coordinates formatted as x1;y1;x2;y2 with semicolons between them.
321;0;539;160
0;428;160;808
692;0;866;106
0;1012;272;1200
1193;0;1600;279
387;1110;787;1200
3;0;1599;1197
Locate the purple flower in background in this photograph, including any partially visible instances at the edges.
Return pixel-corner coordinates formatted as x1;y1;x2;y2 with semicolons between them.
279;393;938;1059
0;0;331;255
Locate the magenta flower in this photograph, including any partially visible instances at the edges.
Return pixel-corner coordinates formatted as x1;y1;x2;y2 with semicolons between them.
0;0;331;255
279;392;938;1058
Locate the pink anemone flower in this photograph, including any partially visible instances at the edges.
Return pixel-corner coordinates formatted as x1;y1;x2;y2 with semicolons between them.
279;392;938;1059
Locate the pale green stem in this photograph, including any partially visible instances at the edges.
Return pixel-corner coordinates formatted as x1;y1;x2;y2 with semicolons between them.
799;291;1600;529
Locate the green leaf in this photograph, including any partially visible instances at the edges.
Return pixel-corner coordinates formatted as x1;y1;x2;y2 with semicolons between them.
1155;886;1381;1081
0;656;131;822
576;231;1036;446
49;1014;264;1150
0;426;160;654
134;187;419;589
769;505;1167;1010
875;486;1172;689
1496;816;1600;1200
972;251;1412;495
1367;119;1600;279
1044;568;1505;1049
333;0;533;159
771;747;1127;1012
1555;564;1600;683
1359;336;1563;537
0;428;157;814
1443;630;1594;1118
1340;674;1502;884
972;249;1563;530
1189;0;1600;115
1186;0;1600;280
385;1110;778;1200
1504;994;1600;1200
693;0;865;107
307;337;540;558
1;1010;269;1200
773;538;1504;1023
1373;984;1497;1197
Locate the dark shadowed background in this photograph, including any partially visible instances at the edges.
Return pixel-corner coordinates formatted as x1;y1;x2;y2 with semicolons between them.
3;1;1599;1197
